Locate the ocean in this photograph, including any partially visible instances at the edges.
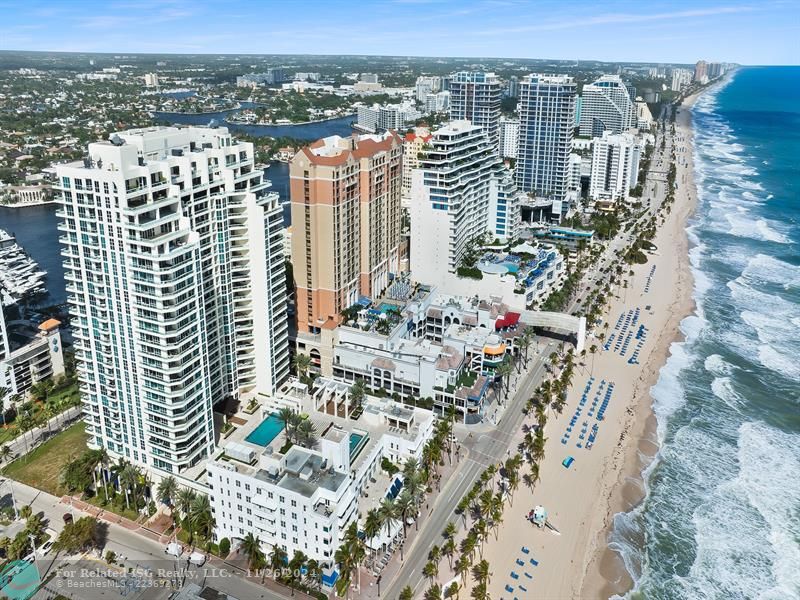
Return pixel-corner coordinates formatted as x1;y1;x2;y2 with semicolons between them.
611;67;800;598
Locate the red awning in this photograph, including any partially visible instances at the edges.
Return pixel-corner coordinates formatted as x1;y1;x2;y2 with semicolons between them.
495;312;520;330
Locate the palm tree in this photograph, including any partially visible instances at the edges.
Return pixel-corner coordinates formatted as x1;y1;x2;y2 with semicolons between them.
422;560;439;587
175;487;196;535
589;344;599;374
445;581;460;599
241;532;265;571
190;493;214;544
377;497;399;541
119;463;139;511
296;419;318;449
0;445;12;464
157;476;178;507
394;489;415;541
424;584;442;600
517;327;533;367
399;586;414;600
349;379;367;410
276;406;296;443
269;544;288;572
342;521;366;591
363;508;381;563
472;558;492;587
305;558;322;591
455;555;471;585
442;537;456;570
291;353;312;381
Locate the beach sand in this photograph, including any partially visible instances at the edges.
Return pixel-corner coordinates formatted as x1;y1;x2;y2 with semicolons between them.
470;94;701;599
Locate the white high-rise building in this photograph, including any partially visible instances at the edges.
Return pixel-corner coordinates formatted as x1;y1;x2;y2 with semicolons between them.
56;126;290;474
589;131;642;202
516;74;576;205
416;76;443;102
425;91;450;114
448;72;502;148
410;121;520;284
357;103;420;132
671;68;693;92
143;73;159;87
579;75;637;137
499;117;519;159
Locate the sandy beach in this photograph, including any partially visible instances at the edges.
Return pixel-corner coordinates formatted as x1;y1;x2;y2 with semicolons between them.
465;93;702;600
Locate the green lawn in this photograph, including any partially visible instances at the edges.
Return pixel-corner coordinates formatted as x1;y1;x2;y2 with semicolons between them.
1;422;88;496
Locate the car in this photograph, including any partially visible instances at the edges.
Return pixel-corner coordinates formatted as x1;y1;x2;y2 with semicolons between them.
37;540;54;557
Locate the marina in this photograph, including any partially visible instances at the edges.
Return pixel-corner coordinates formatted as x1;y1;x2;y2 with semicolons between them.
0;228;47;305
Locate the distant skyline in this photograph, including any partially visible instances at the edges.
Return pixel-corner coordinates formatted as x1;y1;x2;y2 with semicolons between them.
1;0;797;65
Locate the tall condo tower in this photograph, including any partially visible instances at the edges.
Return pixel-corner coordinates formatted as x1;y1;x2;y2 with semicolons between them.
516;74;577;201
579;75;637;137
448;72;502;148
56;126;289;474
410;121;521;286
290;132;403;334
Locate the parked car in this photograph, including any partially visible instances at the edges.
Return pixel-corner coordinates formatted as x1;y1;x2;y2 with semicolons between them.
37;540;54;557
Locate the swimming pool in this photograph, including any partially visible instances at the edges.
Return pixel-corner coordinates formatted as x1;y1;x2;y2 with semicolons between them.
377;302;398;313
245;413;285;447
349;432;367;459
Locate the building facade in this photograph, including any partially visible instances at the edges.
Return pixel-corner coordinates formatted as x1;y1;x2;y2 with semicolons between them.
589;131;642;202
671;68;693;92
290;132;403;333
515;74;576;203
578;75;636;137
56;126;289;474
410;121;520;286
0;319;65;402
448;72;502;148
499;117;519;160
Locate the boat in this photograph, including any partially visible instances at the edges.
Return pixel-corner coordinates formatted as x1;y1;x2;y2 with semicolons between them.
0;229;47;305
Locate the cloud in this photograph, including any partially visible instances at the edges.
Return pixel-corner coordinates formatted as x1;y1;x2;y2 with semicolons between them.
478;5;756;35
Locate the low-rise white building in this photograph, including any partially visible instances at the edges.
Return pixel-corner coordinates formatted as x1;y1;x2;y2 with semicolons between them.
0;319;65;403
208;386;435;573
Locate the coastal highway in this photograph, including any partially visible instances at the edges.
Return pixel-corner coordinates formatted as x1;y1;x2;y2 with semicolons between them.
383;351;552;599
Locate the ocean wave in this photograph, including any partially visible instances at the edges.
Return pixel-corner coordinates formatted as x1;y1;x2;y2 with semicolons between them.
724;213;790;244
741;253;800;289
728;279;800;380
704;354;735;376
710;377;743;411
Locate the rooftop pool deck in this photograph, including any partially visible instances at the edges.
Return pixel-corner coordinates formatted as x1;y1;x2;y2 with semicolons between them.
244;413;285;447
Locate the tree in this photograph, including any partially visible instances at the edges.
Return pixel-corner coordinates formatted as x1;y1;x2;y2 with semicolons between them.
399;586;414;600
176;487;196;523
157;476;178;507
219;537;231;557
296;419;318;449
277;407;297;444
241;533;265;572
445;581;460;599
349;379;367;410
422;560;439;586
0;445;11;464
53;516;100;554
269;544;288;573
589;344;599;374
189;493;214;544
377;497;399;541
292;353;312;382
394;489;415;540
425;584;442;600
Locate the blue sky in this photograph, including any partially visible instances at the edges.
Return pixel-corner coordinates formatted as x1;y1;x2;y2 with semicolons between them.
1;0;797;64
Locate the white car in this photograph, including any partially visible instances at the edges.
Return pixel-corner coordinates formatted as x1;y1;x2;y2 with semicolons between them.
37;540;54;557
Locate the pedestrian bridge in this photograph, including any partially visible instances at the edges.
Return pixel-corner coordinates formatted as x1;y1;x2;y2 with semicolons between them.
521;311;587;353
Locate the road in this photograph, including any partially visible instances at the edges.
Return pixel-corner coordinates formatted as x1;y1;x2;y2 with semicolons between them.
1;479;289;600
383;350;553;599
2;406;82;459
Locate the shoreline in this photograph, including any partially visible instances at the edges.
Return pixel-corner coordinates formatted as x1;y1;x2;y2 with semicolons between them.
0;200;57;209
462;85;711;600
225;113;355;127
580;86;709;598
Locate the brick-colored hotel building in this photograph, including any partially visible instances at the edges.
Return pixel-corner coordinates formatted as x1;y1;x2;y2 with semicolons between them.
290;132;403;333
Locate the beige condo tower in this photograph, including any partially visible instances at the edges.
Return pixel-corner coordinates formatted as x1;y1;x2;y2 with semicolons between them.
290;132;403;333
